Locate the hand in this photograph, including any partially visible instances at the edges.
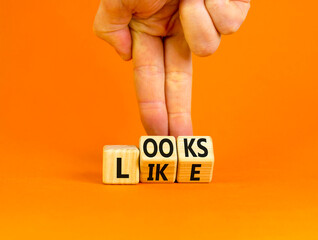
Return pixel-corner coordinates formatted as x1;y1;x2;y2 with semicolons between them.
93;0;250;137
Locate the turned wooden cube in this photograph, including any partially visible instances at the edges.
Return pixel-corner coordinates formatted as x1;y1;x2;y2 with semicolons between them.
139;136;177;183
176;136;214;183
103;145;139;184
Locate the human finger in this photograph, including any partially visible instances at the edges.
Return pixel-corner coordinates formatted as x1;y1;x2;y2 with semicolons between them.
164;23;193;137
132;30;168;135
93;0;132;60
205;0;250;34
179;0;221;57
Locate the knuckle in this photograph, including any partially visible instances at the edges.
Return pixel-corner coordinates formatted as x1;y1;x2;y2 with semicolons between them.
165;71;192;83
138;100;166;111
205;0;222;14
134;65;164;76
206;0;245;35
191;40;220;57
93;23;103;38
93;21;108;39
218;16;244;34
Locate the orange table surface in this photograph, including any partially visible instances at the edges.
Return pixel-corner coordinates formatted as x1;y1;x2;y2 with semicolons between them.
1;0;318;239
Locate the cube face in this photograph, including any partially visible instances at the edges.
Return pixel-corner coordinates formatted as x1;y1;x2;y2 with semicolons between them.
176;136;214;183
139;136;177;183
103;145;139;184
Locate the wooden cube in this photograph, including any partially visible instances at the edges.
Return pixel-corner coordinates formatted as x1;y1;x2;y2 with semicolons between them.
139;136;177;183
176;136;214;183
103;145;139;184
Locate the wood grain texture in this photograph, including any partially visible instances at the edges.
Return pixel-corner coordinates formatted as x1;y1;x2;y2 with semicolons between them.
176;136;214;183
103;145;139;184
139;136;177;183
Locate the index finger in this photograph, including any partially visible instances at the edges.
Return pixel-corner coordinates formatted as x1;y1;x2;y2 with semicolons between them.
164;25;193;137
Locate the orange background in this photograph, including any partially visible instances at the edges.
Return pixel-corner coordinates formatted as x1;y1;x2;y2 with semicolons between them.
1;0;318;239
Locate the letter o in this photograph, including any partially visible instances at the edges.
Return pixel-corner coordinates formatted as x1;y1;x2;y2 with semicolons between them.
159;139;173;157
143;139;157;157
